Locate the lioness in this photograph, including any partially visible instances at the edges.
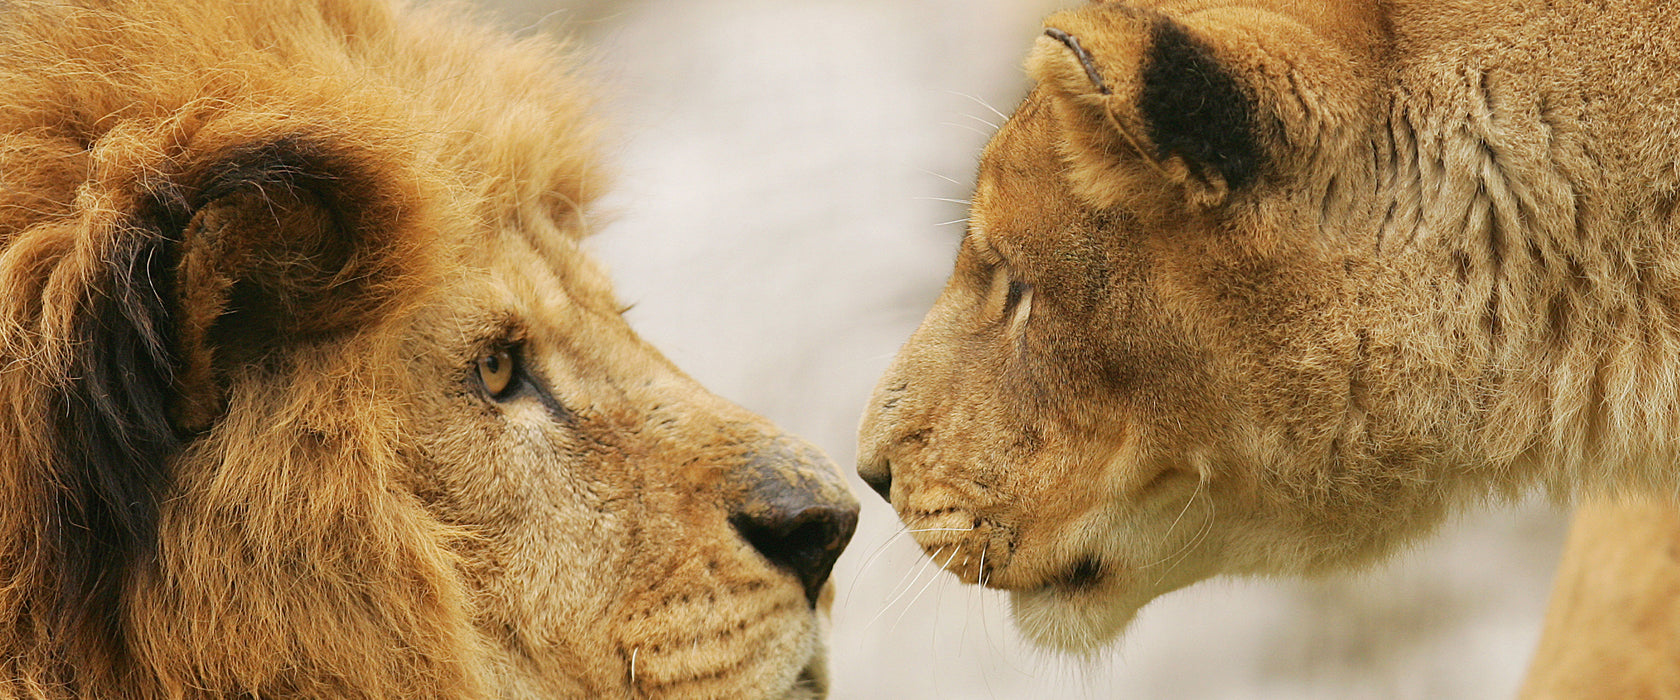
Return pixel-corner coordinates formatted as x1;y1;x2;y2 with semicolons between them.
0;0;855;697
860;0;1680;663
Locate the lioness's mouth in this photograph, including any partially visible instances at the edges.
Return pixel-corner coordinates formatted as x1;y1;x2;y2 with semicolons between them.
1048;556;1107;593
786;647;830;699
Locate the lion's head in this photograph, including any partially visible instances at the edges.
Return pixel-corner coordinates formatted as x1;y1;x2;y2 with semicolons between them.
0;1;855;697
860;0;1638;653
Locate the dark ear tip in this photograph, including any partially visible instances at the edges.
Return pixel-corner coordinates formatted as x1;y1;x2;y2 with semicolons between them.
1043;27;1112;95
1138;17;1264;190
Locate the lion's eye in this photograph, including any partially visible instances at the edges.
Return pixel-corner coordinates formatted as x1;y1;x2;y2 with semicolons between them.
476;347;517;399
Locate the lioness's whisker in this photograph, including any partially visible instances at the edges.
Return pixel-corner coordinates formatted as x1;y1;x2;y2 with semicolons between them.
940;121;994;138
845;522;914;596
863;544;944;632
889;546;963;633
947;90;1011;123
919;169;965;187
1139;477;1206;569
1152;496;1217;588
905;526;975;533
934;218;970;227
963;112;1001;131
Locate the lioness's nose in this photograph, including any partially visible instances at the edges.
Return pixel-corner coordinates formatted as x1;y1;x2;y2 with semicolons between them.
729;439;859;607
857;457;891;502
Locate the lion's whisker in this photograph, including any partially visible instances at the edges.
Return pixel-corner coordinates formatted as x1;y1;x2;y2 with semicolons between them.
940;121;994;138
963;112;1001;131
1152;494;1217;588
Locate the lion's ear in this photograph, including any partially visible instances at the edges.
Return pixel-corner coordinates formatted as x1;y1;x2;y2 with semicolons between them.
1029;4;1368;209
164;135;434;431
44;128;435;666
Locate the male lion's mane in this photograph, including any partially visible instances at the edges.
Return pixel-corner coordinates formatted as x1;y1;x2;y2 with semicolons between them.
0;1;599;695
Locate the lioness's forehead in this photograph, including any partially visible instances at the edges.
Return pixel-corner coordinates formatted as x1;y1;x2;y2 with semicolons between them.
971;91;1089;254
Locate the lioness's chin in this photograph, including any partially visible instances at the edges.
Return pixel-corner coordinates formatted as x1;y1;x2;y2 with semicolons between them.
1008;586;1140;654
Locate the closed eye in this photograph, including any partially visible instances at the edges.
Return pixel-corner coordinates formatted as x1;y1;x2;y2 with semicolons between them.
981;261;1034;336
1003;279;1028;320
1003;279;1034;335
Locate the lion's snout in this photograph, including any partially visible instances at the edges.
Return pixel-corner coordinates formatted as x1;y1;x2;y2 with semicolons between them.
727;438;860;607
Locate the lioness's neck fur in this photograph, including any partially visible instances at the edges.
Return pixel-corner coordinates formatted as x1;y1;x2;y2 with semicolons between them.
1365;1;1680;498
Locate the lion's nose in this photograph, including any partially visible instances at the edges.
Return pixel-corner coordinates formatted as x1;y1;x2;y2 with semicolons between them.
729;439;859;607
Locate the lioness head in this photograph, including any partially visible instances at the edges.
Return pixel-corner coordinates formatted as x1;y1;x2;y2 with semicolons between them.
0;1;855;697
859;0;1522;651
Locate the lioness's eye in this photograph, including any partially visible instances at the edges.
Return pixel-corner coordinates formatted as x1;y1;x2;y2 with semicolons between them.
476;347;517;399
1003;280;1028;319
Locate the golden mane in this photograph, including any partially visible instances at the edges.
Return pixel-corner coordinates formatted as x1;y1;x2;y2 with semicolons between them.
0;1;596;695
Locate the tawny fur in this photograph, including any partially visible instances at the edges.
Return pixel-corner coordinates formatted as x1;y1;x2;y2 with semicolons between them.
859;0;1680;676
0;1;853;698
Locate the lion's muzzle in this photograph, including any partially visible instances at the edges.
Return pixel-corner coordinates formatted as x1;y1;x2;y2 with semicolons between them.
727;438;859;607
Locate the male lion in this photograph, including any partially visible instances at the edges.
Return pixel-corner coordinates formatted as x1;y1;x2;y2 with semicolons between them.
860;0;1680;668
0;1;857;698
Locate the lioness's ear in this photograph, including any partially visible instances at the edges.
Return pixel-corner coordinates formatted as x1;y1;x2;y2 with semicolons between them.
1030;4;1369;209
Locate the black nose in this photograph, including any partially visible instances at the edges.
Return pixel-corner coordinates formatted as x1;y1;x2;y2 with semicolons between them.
858;458;891;502
730;440;860;607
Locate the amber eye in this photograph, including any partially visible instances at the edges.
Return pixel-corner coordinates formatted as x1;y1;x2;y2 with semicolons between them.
476;347;517;398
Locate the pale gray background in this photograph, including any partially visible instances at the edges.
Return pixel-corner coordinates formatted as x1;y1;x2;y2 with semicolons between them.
470;1;1572;697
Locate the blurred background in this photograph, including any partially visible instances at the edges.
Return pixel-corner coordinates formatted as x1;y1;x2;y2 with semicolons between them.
469;1;1571;697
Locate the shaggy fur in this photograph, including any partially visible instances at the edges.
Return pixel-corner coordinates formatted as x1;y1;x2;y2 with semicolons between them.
858;0;1680;676
0;1;856;698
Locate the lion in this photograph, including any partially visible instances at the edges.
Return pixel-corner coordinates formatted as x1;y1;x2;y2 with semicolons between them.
0;1;857;698
858;0;1680;672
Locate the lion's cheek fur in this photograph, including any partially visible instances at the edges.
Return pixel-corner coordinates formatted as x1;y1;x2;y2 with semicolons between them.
2;1;857;696
128;368;487;697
